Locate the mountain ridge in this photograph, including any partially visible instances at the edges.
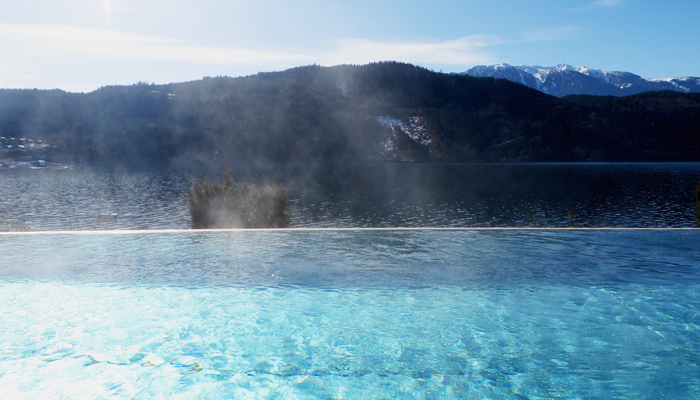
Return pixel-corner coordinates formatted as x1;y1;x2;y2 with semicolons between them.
1;62;700;169
464;64;700;97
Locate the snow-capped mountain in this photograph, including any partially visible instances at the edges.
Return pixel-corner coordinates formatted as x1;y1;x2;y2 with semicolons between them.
464;64;700;97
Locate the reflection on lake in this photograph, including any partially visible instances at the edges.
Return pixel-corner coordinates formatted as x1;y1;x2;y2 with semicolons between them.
1;163;699;230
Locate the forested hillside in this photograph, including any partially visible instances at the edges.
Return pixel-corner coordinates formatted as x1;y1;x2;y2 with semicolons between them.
1;62;699;169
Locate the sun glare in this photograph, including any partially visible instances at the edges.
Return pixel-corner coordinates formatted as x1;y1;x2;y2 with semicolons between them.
101;0;112;26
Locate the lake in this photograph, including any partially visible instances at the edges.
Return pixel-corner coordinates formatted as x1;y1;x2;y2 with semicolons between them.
1;163;700;230
0;229;698;399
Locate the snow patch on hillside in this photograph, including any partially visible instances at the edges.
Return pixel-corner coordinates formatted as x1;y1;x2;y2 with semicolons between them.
376;116;431;146
375;116;432;160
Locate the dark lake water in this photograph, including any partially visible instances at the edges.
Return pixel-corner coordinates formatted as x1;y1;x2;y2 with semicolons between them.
1;163;699;230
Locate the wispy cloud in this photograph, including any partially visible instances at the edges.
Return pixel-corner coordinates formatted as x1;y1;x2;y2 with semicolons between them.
0;23;504;73
321;35;504;66
0;24;504;68
3;24;576;90
0;24;311;65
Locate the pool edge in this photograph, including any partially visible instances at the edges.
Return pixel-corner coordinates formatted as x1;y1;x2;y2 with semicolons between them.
2;227;700;235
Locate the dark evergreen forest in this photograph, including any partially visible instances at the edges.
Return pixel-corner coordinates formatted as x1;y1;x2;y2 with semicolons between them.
1;62;699;169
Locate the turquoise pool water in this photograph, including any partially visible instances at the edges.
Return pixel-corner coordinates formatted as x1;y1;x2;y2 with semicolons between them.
1;230;699;399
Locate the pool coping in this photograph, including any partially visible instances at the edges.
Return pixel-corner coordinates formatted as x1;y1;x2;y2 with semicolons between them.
2;227;700;235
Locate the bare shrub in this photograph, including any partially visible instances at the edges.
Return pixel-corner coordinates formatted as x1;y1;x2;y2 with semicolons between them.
187;171;290;229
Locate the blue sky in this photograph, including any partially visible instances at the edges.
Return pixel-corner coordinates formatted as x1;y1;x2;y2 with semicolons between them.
1;0;698;92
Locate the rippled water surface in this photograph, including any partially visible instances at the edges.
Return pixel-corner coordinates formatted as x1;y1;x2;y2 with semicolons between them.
1;163;699;230
1;230;699;399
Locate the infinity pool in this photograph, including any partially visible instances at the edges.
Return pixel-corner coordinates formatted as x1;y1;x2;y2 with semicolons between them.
1;230;699;399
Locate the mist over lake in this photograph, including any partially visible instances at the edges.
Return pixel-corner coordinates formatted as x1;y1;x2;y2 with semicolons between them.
2;162;699;230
